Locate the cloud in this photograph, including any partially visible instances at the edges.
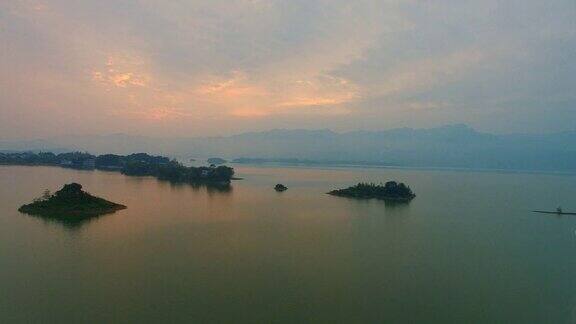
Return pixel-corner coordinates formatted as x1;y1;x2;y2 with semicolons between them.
111;106;195;121
0;0;574;138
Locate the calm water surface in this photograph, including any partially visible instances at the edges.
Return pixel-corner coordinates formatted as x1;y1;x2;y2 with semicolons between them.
1;165;575;323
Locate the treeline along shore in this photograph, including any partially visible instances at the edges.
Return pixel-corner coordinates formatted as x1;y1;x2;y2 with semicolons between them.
0;152;235;185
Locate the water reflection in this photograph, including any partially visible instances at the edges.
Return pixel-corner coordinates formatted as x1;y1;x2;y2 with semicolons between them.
382;199;411;210
20;178;234;229
130;176;234;194
206;182;233;194
329;195;411;210
3;165;576;323
20;208;122;230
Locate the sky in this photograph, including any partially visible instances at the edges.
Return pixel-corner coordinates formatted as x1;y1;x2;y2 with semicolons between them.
1;0;575;139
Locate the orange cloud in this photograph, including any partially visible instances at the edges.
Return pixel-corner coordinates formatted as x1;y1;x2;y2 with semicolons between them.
92;70;148;88
278;94;355;108
111;106;195;121
275;76;358;108
196;72;267;98
230;107;270;118
91;54;150;89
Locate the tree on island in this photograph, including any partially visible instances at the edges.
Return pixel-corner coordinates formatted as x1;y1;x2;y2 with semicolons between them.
18;183;126;225
328;181;416;201
275;184;288;192
1;151;237;188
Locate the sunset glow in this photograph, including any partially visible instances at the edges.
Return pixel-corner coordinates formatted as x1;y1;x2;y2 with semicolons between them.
1;0;574;139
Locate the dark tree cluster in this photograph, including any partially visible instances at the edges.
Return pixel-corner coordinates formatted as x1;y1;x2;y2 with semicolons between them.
328;181;416;201
18;182;126;223
98;153;170;170
122;159;233;183
0;151;96;169
1;152;58;165
1;151;235;184
274;184;288;192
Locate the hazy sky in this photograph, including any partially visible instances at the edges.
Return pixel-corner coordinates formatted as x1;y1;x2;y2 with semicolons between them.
1;0;575;139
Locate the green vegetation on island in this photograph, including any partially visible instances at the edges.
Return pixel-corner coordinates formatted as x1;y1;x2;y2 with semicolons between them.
18;183;126;223
0;152;235;185
328;182;416;202
274;184;288;192
121;157;234;184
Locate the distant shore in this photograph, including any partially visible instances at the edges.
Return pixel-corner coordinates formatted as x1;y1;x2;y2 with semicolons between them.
0;152;236;186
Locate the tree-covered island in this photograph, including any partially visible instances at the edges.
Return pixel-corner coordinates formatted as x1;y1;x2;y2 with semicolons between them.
328;182;416;202
18;183;126;222
0;152;235;185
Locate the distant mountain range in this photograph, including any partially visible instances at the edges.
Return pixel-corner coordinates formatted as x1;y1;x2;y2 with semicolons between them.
1;124;575;172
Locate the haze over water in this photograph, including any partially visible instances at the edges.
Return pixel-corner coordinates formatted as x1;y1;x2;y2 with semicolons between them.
1;165;575;323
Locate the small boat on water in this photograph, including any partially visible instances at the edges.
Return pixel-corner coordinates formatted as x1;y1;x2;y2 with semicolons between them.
533;207;576;216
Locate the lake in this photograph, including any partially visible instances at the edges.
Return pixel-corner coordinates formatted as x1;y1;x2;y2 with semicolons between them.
1;165;575;323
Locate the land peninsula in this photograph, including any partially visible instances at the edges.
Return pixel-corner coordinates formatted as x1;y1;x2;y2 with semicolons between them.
0;152;235;185
328;182;416;202
18;183;126;222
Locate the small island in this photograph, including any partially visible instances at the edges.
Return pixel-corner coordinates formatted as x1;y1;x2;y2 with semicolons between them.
18;183;126;222
328;182;416;202
275;184;288;192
